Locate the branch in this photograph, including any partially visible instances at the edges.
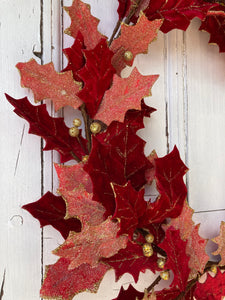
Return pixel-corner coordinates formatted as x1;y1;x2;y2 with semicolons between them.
147;275;161;293
80;103;92;153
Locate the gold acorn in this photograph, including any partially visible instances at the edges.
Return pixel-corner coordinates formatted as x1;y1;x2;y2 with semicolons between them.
145;233;154;244
90;122;101;134
160;270;170;280
69;127;79;137
82;155;89;163
142;243;153;257
210;265;217;274
157;257;166;269
73;118;82;127
124;50;133;62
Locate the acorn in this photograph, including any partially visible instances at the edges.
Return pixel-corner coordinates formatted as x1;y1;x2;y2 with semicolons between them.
160;270;170;280
69;127;79;137
90;122;101;134
142;243;153;257
82;155;89;163
73;118;82;127
145;233;154;244
124;50;133;62
157;257;166;269
210;265;217;274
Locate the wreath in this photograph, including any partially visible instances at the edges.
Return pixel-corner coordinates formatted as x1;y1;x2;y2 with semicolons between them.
5;0;225;299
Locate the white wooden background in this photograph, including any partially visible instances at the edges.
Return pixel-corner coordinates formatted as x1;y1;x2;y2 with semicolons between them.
1;1;225;299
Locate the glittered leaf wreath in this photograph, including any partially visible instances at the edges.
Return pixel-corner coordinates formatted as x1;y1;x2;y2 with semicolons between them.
5;0;225;299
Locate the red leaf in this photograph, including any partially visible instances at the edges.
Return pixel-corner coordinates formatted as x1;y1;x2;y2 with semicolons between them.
144;0;216;33
55;162;92;193
113;284;144;300
154;287;180;299
111;15;162;73
77;38;116;117
40;258;109;300
22;192;81;239
200;5;225;52
6;94;88;163
64;0;106;49
53;218;128;269
102;240;158;283
62;31;86;81
84;122;152;215
94;68;158;125
16;59;82;111
117;0;132;20
140;146;188;225
158;228;190;291
112;181;146;237
194;269;225;300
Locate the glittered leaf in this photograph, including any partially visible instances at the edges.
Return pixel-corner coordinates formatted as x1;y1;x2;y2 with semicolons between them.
194;269;225;300
111;15;162;73
144;0;216;33
62;31;86;81
55;163;92;193
60;187;105;225
16;59;82;111
64;0;106;49
112;181;146;237
94;68;158;125
145;150;157;185
158;228;190;291
154;287;180;300
54;218;128;269
6;94;87;163
77;38;116;117
102;241;158;283
40;258;109;300
22;192;81;239
212;221;225;266
113;284;144;300
200;5;225;52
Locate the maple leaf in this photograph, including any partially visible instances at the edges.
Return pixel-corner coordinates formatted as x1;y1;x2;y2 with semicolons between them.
144;0;217;33
62;31;86;81
22;192;81;239
140;146;188;225
194;269;225;300
84;122;152;215
112;182;146;237
16;59;82;111
60;187;106;226
64;0;106;49
154;285;196;299
41;258;109;300
94;68;159;125
77;38;116;117
158;227;190;291
55;162;92;193
117;0;132;20
53;218;128;269
212;221;225;266
102;240;158;283
145;150;157;185
199;5;225;52
113;284;144;300
111;15;162;73
6;94;88;163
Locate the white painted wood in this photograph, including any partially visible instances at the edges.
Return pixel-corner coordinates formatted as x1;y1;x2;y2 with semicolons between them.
1;1;225;299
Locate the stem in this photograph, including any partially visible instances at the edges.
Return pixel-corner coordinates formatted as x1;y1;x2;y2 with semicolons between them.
147;275;161;293
109;18;121;46
80;103;92;153
70;151;81;163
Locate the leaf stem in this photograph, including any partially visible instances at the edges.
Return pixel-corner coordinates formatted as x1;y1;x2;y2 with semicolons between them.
109;19;121;46
147;275;161;292
80;103;92;153
70;151;81;163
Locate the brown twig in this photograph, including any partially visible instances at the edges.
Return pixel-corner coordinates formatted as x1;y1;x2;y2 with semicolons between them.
147;275;161;293
80;103;92;153
70;151;81;163
109;18;121;46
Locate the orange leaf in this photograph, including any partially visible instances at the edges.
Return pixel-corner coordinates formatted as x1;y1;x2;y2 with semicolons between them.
94;68;158;125
64;0;106;49
212;221;225;266
111;14;162;74
17;59;82;111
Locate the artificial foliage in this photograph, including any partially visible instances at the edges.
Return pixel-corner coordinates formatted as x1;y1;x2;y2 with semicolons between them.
5;0;225;299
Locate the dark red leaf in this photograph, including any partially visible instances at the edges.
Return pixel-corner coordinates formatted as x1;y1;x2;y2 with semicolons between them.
117;0;132;20
77;39;116;117
102;240;158;283
22;192;81;239
6;94;88;162
113;284;144;300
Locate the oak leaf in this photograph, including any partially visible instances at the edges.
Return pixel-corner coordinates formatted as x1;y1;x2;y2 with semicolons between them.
16;59;82;111
102;240;158;283
111;15;162;73
113;284;144;300
212;221;225;266
64;0;106;49
144;0;216;33
6;94;88;163
22;192;81;239
158;228;190;291
77;38;116;117
94;68;159;125
53;218;128;269
40;258;109;300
